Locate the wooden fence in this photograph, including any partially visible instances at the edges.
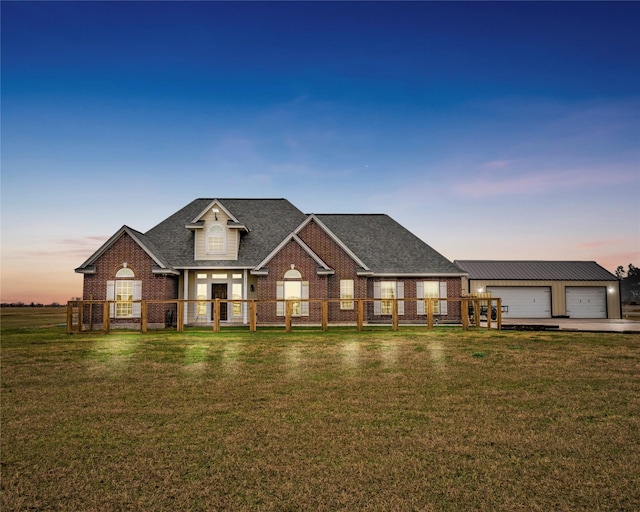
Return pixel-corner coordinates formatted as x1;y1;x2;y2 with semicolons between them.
66;297;503;334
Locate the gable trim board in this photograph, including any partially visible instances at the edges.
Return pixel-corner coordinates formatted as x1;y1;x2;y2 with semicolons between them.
455;260;620;319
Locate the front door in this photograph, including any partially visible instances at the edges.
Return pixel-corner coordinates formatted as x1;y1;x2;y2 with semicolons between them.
212;284;228;321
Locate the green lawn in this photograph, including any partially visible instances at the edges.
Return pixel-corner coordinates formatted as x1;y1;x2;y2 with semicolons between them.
2;311;639;511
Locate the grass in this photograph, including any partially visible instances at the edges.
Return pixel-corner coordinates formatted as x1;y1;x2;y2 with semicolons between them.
2;309;640;511
0;306;67;329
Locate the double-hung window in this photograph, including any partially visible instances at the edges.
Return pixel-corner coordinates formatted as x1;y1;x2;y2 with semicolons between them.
417;281;448;315
374;281;404;315
207;224;226;254
340;279;354;310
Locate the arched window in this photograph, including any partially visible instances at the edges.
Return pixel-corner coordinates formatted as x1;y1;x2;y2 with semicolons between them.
277;267;308;317
284;269;302;280
207;224;226;254
107;267;141;318
116;267;135;279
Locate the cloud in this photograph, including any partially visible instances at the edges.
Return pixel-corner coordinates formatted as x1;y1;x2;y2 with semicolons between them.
453;165;637;198
481;159;514;170
27;235;112;259
575;239;628;250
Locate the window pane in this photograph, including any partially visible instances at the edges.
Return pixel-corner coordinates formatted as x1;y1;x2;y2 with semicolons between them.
284;281;302;316
208;236;224;253
284;269;302;279
207;225;225;253
197;283;207;317
116;281;133;317
424;281;440;314
340;279;354;310
381;282;395;315
116;268;135;278
232;283;242;317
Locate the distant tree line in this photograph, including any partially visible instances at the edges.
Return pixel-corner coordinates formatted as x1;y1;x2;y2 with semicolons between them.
616;264;640;304
0;302;65;308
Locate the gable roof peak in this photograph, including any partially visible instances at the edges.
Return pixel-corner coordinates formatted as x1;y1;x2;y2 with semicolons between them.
190;199;240;224
294;214;370;270
75;225;172;273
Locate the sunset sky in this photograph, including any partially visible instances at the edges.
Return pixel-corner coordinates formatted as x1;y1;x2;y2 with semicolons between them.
2;1;639;304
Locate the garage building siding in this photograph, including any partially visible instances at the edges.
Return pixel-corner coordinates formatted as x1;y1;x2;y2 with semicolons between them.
465;279;616;318
455;261;620;319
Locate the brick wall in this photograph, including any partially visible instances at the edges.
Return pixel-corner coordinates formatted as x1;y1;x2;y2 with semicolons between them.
256;239;329;323
255;220;464;323
368;277;463;322
297;220;367;322
82;233;178;325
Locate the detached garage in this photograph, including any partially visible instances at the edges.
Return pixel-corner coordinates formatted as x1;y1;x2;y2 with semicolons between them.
454;260;621;319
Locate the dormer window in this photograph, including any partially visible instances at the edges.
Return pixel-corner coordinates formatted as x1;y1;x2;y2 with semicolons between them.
207;224;226;254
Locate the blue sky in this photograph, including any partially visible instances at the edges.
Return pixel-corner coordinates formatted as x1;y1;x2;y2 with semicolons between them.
2;1;639;303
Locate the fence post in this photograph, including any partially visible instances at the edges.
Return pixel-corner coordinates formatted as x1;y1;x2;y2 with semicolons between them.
285;300;292;332
357;300;364;331
462;298;468;331
141;301;148;334
249;300;257;332
66;302;74;334
177;301;184;332
322;300;328;331
88;294;94;332
473;299;480;328
497;298;502;330
392;299;399;331
103;302;110;333
427;299;434;329
213;299;220;333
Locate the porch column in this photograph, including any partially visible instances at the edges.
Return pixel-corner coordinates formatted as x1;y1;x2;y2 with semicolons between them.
243;269;248;324
183;269;189;324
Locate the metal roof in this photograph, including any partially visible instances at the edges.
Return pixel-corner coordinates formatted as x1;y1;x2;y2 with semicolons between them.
454;260;617;281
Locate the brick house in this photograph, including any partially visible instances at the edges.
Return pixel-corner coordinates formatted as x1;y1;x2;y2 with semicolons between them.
75;198;465;327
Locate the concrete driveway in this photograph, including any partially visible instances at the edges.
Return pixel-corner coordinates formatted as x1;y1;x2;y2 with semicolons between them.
501;318;640;334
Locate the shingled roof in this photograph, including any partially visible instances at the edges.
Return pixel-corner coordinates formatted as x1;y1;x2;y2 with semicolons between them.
316;214;463;275
454;260;616;281
144;198;307;268
78;198;463;276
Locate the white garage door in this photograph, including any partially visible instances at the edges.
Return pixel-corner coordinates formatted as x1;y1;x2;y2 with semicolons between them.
566;287;606;319
487;287;551;318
